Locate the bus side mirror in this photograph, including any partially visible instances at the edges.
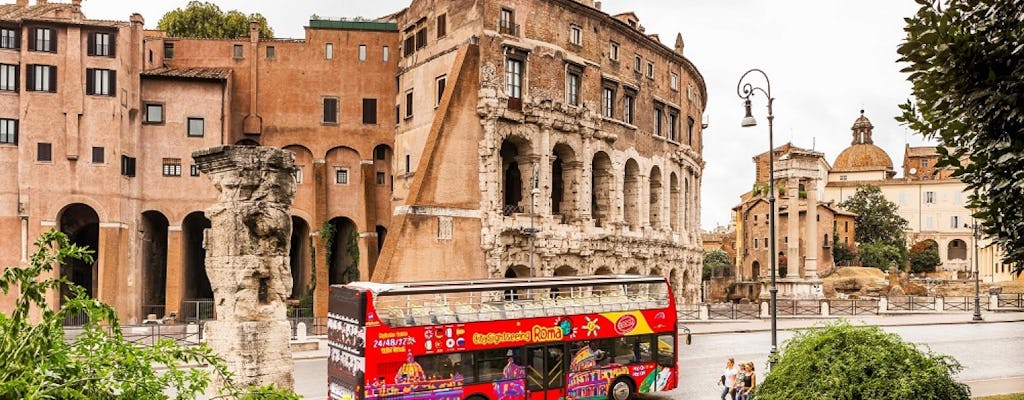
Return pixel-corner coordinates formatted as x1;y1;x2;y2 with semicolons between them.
685;333;692;345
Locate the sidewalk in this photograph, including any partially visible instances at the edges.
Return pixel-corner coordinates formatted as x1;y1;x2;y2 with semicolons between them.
681;311;1024;335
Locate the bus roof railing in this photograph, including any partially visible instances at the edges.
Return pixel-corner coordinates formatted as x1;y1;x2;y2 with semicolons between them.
345;274;666;297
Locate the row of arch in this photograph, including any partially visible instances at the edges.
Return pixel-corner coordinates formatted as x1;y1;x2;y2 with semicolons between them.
56;203;384;321
502;264;690;300
501;137;698;233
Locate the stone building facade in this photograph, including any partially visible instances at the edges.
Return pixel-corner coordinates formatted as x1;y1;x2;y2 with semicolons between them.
374;0;707;306
0;0;706;322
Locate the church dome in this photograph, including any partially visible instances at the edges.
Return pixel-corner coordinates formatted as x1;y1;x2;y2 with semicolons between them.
832;111;894;174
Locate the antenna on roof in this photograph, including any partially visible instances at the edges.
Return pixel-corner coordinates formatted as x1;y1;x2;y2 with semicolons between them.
812;136;816;150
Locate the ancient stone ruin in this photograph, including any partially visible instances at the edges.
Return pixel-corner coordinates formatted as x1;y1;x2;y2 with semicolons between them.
193;145;296;390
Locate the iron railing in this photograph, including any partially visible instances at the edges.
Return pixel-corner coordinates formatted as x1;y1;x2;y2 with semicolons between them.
829;299;879;316
775;299;822;316
62;310;89;326
677;305;700;321
181;299;215;323
887;296;936;311
707;303;759;320
997;293;1024;308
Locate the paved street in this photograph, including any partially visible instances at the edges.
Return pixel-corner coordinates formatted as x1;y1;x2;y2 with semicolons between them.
290;314;1024;399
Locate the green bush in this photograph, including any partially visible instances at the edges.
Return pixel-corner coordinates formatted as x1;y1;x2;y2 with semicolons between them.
0;230;298;400
909;240;942;274
756;322;970;400
858;240;904;270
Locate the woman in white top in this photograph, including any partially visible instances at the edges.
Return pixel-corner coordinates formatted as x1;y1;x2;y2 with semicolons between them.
719;357;738;400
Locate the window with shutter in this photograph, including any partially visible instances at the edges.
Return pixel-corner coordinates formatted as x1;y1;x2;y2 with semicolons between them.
362;98;377;124
0;64;16;92
37;142;51;162
323;97;338;124
121;155;136;177
0;118;17;145
0;27;16;49
91;147;104;164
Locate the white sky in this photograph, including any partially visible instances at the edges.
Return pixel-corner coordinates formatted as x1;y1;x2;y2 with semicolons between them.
83;0;934;230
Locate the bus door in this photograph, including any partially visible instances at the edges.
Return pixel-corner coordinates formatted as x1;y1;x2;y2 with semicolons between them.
525;344;566;400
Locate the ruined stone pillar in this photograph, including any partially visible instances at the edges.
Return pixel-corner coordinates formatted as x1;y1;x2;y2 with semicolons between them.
193;145;296;391
805;179;819;279
786;178;800;278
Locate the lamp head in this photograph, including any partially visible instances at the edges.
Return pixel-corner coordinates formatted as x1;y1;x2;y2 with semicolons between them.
741;98;757;127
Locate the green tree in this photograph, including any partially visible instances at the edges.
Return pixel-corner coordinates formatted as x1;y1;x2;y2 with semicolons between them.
832;240;857;267
756;322;970;400
858;240;904;270
897;0;1024;274
909;240;942;273
839;185;910;266
157;1;273;39
703;249;731;280
0;230;297;400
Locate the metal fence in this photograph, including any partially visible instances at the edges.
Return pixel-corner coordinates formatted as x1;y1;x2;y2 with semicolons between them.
62;310;90;327
121;323;204;347
887;296;936;311
181;299;215;323
141;304;167;319
829;299;879;316
678;305;700;320
998;293;1024;308
708;303;759;320
774;300;822;316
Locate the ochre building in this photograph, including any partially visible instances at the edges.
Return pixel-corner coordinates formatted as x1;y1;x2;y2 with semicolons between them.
0;0;706;322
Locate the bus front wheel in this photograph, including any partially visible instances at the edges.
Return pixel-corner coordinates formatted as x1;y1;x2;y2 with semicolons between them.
465;395;489;400
608;377;635;400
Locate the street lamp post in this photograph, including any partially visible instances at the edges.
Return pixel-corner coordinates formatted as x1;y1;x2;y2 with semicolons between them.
737;69;778;368
969;220;983;321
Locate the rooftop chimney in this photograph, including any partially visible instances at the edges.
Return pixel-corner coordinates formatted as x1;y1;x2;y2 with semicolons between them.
674;33;684;55
15;0;28;6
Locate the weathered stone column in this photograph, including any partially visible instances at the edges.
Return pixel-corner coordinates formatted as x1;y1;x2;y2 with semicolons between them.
805;179;819;279
193;145;296;391
787;178;800;277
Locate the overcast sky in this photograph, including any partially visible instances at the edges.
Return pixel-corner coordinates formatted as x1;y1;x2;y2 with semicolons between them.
83;0;934;231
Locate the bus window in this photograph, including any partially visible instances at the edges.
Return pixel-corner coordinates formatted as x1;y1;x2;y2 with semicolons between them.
656;334;676;367
569;340;613;371
612;336;655;364
419;353;466;381
637;336;654;363
473;348;523;383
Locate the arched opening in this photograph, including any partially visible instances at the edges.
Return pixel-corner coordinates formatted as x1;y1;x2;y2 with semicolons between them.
623;159;640;230
752;261;760;281
372;144;394;211
235;138;259;146
289;216;311;300
551;143;578;219
669;172;680;232
503;265;530;300
948;239;967;260
376;225;388;253
181;211;213;305
140;211;169;318
591;152;613;226
328;217;359;284
823;233;830;247
649;166;663;229
593;266;614;295
58;204;100;304
550;265;577;297
500;138;531;215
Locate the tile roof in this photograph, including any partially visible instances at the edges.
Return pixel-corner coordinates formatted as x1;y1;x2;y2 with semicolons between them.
905;146;939;157
141;67;231;81
0;3;122;28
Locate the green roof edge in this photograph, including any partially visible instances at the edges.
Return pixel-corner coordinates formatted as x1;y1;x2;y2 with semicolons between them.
308;19;398;32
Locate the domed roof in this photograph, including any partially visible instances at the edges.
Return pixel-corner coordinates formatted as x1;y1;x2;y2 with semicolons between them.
832;111;895;173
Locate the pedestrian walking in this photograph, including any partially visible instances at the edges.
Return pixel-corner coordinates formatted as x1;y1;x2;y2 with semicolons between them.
737;362;756;400
719;357;738;400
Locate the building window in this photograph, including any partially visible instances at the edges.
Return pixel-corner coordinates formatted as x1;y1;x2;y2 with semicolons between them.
335;168;349;184
921;159;929;167
86;68;116;96
121;155;136;177
609;41;619;61
499;8;515;35
839;175;848;181
405;90;414;119
293;167;302;183
569;24;582;46
0;63;17;92
405;154;411;174
0;118;17;144
670;72;679;90
30;27;55;52
91;146;104;164
754;238;759;249
668;112;678;141
565;65;581;107
646;61;654;79
88;32;114;57
376;171;386;185
0;28;17;49
623;90;635;124
37;142;51;162
266;46;275;59
144;103;164;124
653;105;664;136
951;215;961;229
601;86;615;118
924;191;936;204
415;28;427;49
687;116;695;145
26;64;56;92
383;46;390;62
437;14;447;38
362;98;377;124
162;158;182;177
403;34;414;57
323;97;338;124
395;105;400;124
190;164;200;177
375;147;387;160
506;57;523;99
633;54;642;72
232;44;243;59
325;43;334;60
163;42;174;59
187;117;204;137
358;44;366;61
435;75;447;106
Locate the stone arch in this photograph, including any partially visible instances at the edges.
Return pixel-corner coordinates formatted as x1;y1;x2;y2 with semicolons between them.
649;165;663;229
181;211;213;307
58;203;100;305
591;151;613;226
140;210;169;318
623;158;641;230
594;266;613;275
289;216;311;300
553;265;577;276
504;265;530;300
235;138;259;146
947;239;967;260
649;267;667;297
327;216;359;284
551;142;579;219
500;137;533;215
669;172;680;232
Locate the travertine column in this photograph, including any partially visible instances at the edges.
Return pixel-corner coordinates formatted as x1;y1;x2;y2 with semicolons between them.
193;145;296;391
805;179;819;279
787;178;800;277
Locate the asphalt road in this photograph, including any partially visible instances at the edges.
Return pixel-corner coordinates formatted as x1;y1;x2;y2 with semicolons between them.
292;321;1024;399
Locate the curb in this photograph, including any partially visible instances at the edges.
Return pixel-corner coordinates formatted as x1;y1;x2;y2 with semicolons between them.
682;316;1024;335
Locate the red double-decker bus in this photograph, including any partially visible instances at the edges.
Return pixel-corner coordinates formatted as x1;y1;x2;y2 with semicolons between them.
328;275;685;400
